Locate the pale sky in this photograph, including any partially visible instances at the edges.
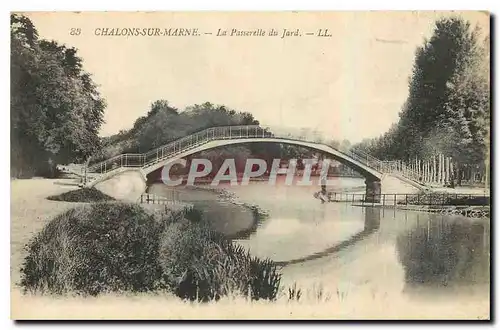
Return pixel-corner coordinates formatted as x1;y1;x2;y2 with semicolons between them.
26;11;488;143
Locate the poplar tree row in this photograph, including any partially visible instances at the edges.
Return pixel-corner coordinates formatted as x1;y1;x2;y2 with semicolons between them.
392;154;486;186
354;17;490;187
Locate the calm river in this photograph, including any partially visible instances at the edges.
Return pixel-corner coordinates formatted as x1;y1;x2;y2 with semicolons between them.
148;177;490;302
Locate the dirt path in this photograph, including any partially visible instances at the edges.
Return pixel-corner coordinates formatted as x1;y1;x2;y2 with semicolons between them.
10;178;83;287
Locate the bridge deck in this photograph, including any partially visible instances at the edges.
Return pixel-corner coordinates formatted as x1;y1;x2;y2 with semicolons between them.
79;125;425;189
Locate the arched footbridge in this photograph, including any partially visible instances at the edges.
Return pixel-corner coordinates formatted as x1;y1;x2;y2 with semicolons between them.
81;125;427;202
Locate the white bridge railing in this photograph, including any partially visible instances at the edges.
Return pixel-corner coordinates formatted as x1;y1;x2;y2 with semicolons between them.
82;125;423;186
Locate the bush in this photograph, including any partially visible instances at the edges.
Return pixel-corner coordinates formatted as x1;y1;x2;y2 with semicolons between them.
20;203;169;295
158;218;281;302
47;187;115;203
445;195;490;206
182;207;203;223
403;193;490;206
20;202;282;301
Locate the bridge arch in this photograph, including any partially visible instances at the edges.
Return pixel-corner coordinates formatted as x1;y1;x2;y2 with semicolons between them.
143;137;382;182
84;125;425;202
141;137;383;202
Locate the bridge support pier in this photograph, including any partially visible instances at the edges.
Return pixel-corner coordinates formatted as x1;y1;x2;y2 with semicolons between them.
365;179;381;203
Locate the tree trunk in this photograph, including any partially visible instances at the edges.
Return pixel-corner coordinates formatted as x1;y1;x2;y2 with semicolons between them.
457;163;462;186
441;154;446;186
445;156;450;186
450;159;455;188
431;155;436;183
437;154;442;185
424;160;427;183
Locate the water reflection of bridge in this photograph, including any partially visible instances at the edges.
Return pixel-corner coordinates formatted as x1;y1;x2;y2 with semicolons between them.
276;207;489;294
275;207;381;266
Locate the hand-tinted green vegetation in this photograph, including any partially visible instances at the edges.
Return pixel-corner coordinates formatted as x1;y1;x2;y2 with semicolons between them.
11;14;106;178
354;17;490;183
20;203;282;301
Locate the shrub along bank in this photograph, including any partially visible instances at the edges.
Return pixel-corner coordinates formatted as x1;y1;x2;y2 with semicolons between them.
20;202;281;301
401;193;489;206
47;187;115;203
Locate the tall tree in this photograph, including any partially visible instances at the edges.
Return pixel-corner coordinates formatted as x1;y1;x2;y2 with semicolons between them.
352;16;490;183
11;14;106;177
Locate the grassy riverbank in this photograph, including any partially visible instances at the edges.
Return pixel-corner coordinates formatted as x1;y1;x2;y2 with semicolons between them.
20;202;280;301
11;178;490;319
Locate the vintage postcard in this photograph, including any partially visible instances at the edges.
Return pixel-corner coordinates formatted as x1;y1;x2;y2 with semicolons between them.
10;11;490;320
